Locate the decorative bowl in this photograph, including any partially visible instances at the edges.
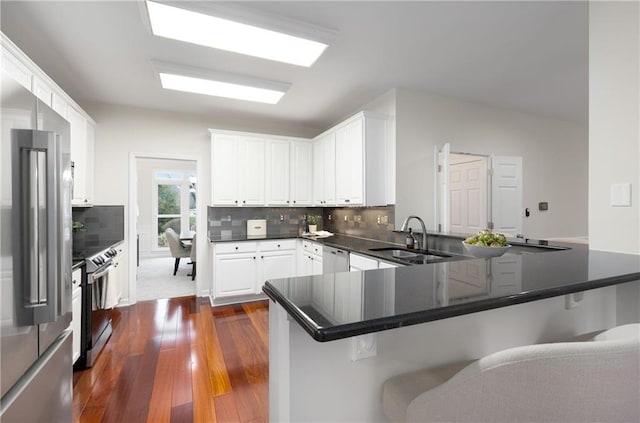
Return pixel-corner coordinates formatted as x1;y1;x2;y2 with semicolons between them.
462;241;511;258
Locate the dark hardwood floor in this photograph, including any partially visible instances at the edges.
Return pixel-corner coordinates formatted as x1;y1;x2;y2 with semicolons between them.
72;297;269;423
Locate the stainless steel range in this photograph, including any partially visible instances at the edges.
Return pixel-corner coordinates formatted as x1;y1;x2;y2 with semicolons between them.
78;245;120;368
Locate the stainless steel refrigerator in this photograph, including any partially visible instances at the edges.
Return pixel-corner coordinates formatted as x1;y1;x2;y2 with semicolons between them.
1;72;73;421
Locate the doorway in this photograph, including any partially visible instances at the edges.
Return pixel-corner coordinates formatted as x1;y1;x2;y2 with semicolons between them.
436;143;524;237
129;154;202;303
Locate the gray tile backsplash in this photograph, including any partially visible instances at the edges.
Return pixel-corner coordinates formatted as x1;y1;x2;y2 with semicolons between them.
208;205;404;244
72;205;125;253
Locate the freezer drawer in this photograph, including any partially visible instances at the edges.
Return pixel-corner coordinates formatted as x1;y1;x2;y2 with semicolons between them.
0;331;72;423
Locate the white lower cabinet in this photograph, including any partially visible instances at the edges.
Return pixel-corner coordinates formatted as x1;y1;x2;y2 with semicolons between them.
299;240;323;276
71;268;82;364
215;253;258;297
213;240;296;298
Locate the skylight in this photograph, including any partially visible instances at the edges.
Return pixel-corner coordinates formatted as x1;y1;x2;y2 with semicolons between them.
146;1;329;67
158;73;286;104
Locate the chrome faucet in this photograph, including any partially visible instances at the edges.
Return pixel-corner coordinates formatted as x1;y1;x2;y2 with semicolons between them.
400;215;428;251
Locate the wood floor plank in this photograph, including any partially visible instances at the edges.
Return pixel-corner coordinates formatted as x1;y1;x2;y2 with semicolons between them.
172;298;193;407
191;342;218;423
200;302;233;396
170;402;194;423
214;393;242;423
214;305;268;423
146;349;176;423
73;297;268;423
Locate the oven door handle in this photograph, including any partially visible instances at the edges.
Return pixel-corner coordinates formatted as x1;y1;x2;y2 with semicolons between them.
89;266;111;283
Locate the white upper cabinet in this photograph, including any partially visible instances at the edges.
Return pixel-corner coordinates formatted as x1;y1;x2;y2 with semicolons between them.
212;134;240;205
69;107;90;206
240;138;266;205
313;133;336;206
316;112;388;207
266;139;291;205
211;133;266;206
290;141;313;206
211;130;314;207
2;33;96;207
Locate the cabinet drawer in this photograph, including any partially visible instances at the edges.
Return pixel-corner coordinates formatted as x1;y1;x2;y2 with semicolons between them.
215;241;258;254
260;239;296;252
302;240;322;256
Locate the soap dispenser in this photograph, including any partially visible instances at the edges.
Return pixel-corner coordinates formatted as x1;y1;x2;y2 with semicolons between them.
406;228;416;249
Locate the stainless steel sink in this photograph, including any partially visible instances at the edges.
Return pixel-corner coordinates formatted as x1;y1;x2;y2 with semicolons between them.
368;247;456;264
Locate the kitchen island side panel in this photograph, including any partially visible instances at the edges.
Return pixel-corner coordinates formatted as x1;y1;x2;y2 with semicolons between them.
271;286;617;422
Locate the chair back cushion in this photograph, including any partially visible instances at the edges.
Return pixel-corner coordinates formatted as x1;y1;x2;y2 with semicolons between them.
165;228;190;257
405;326;640;422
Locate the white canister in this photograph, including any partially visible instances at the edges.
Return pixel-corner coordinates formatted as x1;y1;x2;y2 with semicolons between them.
247;219;267;237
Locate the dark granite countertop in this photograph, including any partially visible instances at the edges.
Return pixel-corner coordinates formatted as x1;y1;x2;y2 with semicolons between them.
209;233;301;242
263;236;640;342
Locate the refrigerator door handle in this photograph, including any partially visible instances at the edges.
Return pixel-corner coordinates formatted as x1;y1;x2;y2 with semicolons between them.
13;129;59;326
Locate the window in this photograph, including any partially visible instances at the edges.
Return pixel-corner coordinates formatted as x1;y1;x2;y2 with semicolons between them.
154;171;196;248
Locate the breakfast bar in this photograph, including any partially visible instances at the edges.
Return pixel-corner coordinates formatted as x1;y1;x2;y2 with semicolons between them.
263;238;640;422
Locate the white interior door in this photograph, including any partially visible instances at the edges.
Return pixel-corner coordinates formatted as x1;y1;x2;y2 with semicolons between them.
449;157;488;235
490;156;523;237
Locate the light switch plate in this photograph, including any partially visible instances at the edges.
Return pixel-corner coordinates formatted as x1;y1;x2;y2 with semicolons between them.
610;183;632;207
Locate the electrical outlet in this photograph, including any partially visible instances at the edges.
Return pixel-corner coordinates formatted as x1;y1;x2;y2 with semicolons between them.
280;214;284;221
344;215;348;222
328;215;332;221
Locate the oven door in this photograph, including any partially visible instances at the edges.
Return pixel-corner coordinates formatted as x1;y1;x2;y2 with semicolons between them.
86;264;113;367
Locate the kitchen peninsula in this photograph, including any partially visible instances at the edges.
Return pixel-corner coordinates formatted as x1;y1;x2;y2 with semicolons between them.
263;237;640;422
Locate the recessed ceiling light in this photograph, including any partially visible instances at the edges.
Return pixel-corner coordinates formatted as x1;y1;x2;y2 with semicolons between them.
158;72;286;104
145;1;329;67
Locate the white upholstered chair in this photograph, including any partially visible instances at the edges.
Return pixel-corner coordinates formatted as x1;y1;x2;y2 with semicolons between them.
165;228;191;276
383;323;640;422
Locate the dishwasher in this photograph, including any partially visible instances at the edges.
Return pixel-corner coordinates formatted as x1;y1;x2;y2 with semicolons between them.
323;246;350;273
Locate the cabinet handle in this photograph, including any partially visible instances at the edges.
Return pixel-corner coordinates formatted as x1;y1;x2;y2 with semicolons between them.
286;200;290;204
345;199;350;203
235;200;238;204
235;246;238;250
253;256;256;260
261;256;264;259
277;244;280;248
293;200;296;204
243;200;246;204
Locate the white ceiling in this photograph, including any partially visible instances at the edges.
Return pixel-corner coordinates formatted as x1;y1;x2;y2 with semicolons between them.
0;1;588;133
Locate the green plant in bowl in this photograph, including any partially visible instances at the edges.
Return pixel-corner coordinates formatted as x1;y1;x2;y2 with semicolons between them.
464;229;507;247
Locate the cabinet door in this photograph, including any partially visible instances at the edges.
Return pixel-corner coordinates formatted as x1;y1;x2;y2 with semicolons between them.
84;122;95;205
323;133;336;205
266;139;290;205
335;124;350;204
240;138;265;205
215;253;257;297
311;255;323;276
346;119;364;204
261;251;296;293
290;142;313;205
68;107;88;205
336;119;364;205
312;138;324;205
212;134;240;205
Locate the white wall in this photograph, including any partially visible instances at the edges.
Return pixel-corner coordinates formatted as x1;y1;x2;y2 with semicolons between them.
86;101;317;302
588;1;640;325
136;158;196;256
395;88;588;239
